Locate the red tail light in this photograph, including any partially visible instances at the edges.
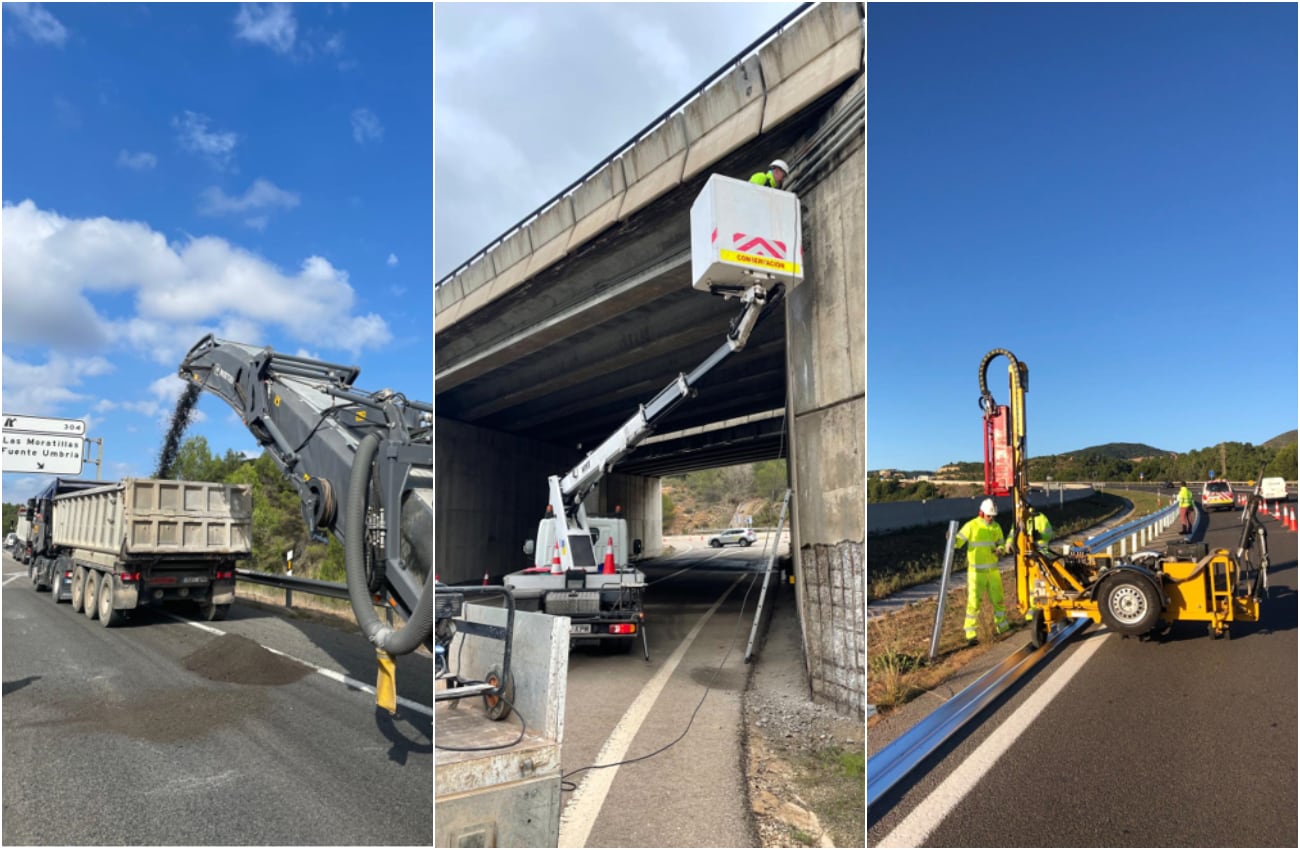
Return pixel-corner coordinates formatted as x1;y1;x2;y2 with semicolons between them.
608;623;636;635
215;570;234;581
63;571;72;578
119;572;141;583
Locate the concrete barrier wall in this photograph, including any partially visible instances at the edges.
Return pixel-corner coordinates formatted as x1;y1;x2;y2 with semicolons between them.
867;488;1096;534
435;3;863;334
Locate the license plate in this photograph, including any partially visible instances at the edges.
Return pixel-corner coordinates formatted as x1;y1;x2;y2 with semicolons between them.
181;576;208;585
570;624;592;634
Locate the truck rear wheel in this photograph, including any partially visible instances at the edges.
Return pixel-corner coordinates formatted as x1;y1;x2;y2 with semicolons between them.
71;567;86;612
97;574;119;627
83;570;100;620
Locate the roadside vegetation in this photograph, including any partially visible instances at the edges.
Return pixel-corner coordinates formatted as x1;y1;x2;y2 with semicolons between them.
662;460;788;533
867;491;1132;601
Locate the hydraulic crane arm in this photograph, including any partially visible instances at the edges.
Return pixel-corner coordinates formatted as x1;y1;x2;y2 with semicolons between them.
179;335;433;667
558;283;784;510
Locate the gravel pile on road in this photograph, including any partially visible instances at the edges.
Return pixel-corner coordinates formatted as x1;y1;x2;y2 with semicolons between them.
183;633;313;686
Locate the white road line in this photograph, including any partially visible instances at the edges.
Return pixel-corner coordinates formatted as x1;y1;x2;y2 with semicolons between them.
159;612;434;717
876;631;1110;847
4;573;28;586
558;573;744;849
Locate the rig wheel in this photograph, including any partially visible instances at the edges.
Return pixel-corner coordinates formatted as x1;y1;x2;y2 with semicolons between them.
1029;608;1048;649
482;669;514;722
1099;574;1161;636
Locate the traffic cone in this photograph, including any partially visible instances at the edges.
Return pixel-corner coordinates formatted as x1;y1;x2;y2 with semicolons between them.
483;571;490;586
1289;507;1297;532
602;536;616;574
550;542;563;575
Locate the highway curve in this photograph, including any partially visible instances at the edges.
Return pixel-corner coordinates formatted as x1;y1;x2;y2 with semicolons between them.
868;505;1297;847
2;552;432;845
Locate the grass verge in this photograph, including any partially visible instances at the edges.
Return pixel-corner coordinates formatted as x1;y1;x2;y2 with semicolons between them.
868;492;1132;601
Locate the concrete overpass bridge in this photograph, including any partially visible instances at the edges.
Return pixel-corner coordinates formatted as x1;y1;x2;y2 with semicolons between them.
435;3;865;715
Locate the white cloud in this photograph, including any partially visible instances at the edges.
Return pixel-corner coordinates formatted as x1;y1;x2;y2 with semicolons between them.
234;3;296;55
323;32;344;54
199;178;300;216
244;215;269;232
5;3;68;47
386;253;398;267
2;199;392;364
173;111;238;170
1;352;114;416
117;150;158;171
53;95;80;128
351;107;384;144
436;14;535;78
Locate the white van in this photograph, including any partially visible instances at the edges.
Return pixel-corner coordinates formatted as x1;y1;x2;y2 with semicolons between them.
1260;477;1288;501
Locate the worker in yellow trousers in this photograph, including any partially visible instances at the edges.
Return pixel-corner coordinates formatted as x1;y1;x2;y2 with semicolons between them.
953;498;1010;644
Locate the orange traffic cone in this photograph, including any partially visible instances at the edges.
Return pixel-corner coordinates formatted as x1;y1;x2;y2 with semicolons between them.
550;542;563;575
602;536;616;574
1289;507;1297;532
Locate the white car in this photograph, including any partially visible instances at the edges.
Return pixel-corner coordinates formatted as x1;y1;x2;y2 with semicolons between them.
4;533;15;549
709;528;758;548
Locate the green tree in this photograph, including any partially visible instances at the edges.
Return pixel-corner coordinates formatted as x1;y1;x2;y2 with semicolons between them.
662;491;676;527
1266;442;1297;479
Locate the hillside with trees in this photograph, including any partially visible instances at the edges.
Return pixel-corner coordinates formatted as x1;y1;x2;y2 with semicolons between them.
661;459;788;533
926;434;1297;486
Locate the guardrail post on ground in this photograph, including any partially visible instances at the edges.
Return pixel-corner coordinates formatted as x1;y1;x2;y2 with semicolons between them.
285;549;294;609
928;520;960;662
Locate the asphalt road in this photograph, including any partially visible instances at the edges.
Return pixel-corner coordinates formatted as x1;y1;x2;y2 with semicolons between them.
868;506;1297;847
2;552;432;845
558;535;785;848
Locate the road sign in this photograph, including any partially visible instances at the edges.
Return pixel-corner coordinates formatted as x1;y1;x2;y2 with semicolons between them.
1;433;85;475
1;414;86;436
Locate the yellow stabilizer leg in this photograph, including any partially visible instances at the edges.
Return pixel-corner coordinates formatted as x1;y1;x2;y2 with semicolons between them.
376;649;397;714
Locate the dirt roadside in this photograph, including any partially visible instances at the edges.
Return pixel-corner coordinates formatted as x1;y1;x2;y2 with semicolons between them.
743;579;864;848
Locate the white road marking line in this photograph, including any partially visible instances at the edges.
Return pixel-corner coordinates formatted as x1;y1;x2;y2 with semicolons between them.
4;573;28;586
558;573;745;849
876;631;1110;847
159;612;433;717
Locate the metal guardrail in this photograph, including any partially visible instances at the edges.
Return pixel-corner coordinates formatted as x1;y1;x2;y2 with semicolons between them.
235;568;350;602
435;2;816;287
867;617;1089;810
1074;501;1177;556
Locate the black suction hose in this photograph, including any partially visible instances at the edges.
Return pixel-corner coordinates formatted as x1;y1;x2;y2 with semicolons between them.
346;433;433;654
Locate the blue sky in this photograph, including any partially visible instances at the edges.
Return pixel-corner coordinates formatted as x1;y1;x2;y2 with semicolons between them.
2;3;431;502
868;2;1297;470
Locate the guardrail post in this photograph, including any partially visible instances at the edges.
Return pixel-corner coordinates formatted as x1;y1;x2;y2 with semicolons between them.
285;551;294;610
928;520;960;662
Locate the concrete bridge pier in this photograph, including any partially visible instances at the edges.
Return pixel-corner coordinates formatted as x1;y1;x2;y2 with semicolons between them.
784;75;865;718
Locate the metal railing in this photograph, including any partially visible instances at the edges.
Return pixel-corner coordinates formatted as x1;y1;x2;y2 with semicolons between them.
1072;500;1178;557
235;568;350;607
435;2;817;287
867;618;1089;810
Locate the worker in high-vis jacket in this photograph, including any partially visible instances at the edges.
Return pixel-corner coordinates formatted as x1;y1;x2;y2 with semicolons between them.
1177;482;1195;534
750;158;790;189
952;498;1011;643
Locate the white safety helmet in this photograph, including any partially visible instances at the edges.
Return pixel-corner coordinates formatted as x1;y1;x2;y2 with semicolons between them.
980;498;998;517
769;158;791;175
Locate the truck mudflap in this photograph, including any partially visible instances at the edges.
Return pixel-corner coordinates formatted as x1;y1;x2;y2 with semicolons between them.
111;580;140;611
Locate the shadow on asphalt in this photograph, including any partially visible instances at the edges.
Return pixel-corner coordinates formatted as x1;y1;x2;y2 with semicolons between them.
2;675;41;697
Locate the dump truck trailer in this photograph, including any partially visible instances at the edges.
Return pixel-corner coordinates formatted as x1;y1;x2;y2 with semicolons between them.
36;478;252;625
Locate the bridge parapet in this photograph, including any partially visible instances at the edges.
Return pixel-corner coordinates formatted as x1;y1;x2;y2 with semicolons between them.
435;2;863;332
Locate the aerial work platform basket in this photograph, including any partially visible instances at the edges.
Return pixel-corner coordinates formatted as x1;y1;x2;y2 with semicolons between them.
690;174;803;294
